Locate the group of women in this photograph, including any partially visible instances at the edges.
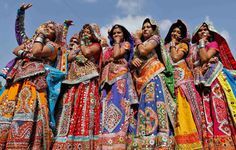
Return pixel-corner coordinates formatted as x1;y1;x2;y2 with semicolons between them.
0;3;236;150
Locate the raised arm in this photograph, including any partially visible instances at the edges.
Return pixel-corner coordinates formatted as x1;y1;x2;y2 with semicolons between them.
61;20;73;48
15;3;32;45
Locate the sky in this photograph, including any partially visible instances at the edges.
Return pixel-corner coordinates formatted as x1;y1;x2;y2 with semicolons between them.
0;0;236;84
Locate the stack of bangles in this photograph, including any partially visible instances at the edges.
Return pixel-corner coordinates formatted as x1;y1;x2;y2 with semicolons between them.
170;41;176;48
17;49;27;58
198;39;205;49
35;34;45;45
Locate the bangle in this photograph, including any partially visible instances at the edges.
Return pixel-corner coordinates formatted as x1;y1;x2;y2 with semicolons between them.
170;41;176;48
35;36;45;44
198;39;205;49
17;50;27;57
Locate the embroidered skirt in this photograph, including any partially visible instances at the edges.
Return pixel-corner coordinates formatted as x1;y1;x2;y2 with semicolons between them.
0;80;53;150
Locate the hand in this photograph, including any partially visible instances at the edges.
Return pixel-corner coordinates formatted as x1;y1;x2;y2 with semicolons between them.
114;37;121;44
37;27;48;37
72;44;79;50
171;37;177;44
20;3;32;11
135;30;143;39
131;58;143;68
201;31;210;42
100;37;108;47
64;20;74;26
201;63;209;74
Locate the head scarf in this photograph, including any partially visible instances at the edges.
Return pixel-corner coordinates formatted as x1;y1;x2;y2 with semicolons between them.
142;18;160;36
192;22;236;70
90;23;102;41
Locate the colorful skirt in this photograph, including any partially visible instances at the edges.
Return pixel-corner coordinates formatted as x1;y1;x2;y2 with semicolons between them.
200;71;236;149
53;79;100;150
130;74;175;149
174;87;202;149
0;80;53;150
99;74;138;150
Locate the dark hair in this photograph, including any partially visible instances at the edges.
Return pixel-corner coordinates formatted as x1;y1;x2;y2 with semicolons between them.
108;24;131;45
79;24;99;43
164;20;187;44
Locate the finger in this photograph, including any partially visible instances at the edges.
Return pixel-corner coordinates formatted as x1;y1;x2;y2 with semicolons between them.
27;4;32;8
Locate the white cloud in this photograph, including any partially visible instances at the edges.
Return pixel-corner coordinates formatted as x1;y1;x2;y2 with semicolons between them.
116;0;144;15
100;15;149;37
205;16;214;25
159;19;172;32
100;15;172;42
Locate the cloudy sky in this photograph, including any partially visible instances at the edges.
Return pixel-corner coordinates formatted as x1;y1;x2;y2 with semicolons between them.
0;0;236;83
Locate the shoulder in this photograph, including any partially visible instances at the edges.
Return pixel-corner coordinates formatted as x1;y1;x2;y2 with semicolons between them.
207;41;219;50
148;35;160;42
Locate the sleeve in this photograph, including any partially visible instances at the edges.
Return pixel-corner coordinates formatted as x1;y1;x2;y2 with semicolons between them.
148;35;160;45
15;9;28;45
207;41;219;51
178;42;188;54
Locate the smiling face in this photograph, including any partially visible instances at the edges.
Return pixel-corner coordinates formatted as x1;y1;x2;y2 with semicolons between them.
197;24;210;40
171;27;181;41
142;22;154;40
112;27;124;41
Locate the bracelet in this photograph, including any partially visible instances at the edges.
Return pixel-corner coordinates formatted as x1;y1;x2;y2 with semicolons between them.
198;39;205;49
170;41;176;48
35;36;45;44
17;50;27;57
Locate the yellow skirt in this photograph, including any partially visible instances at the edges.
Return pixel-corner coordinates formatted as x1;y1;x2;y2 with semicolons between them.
174;88;202;150
0;80;52;150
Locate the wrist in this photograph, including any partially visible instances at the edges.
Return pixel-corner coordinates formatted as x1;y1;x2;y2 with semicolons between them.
198;39;205;49
17;50;27;58
135;38;142;47
17;9;25;15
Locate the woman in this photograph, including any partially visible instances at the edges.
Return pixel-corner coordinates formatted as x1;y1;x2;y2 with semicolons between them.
52;24;102;149
164;20;202;149
0;21;63;149
99;24;138;149
131;18;176;149
13;4;73;130
189;22;236;149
